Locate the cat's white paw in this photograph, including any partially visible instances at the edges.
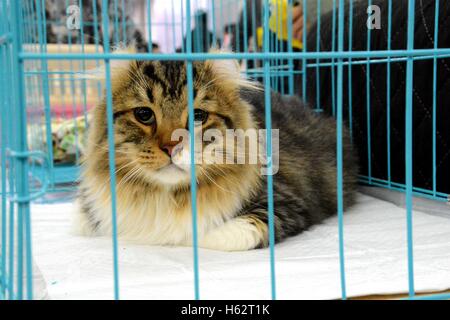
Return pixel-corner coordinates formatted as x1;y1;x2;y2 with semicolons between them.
198;215;268;251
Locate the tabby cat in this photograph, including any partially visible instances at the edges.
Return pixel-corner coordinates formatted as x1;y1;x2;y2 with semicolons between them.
74;54;358;251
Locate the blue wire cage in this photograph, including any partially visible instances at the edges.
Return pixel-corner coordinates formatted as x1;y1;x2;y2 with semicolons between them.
0;0;449;300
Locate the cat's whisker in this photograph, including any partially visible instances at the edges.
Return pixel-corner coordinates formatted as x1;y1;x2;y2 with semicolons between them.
99;158;141;189
197;167;241;197
202;167;243;191
115;159;140;176
117;165;142;188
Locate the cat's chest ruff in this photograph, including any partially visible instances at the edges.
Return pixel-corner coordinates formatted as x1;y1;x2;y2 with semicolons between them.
94;185;244;245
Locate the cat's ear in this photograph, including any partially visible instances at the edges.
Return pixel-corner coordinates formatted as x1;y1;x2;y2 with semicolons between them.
205;49;260;91
205;49;241;80
77;45;136;87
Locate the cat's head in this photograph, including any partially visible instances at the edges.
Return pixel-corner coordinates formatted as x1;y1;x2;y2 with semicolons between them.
86;54;260;189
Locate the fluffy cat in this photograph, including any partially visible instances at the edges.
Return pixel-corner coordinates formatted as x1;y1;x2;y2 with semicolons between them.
74;56;358;251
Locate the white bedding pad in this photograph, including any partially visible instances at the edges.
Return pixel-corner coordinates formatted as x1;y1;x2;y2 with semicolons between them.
31;193;450;299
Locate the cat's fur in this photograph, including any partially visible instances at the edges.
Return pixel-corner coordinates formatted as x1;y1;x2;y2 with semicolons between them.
74;57;358;251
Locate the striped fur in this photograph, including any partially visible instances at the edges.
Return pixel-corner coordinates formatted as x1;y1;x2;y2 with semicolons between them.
74;59;358;251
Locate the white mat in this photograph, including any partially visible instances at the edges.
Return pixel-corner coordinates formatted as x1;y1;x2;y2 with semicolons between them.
31;193;450;300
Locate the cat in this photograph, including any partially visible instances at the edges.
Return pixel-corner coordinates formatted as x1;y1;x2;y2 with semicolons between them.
74;54;358;251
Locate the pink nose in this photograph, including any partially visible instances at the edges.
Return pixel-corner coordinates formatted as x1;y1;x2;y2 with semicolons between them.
161;143;177;156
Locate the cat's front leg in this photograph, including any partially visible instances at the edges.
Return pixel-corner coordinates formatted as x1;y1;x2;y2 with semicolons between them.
198;213;270;251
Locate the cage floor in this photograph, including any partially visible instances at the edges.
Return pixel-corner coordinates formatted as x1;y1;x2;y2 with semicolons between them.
30;192;450;300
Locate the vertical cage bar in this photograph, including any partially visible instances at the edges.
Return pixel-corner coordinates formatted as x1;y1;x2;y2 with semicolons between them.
276;0;282;94
250;0;257;71
113;0;120;45
331;0;337;116
65;0;81;165
301;0;307;101
55;7;68;124
193;1;201;53
315;0;321;111
235;0;240;54
218;0;223;49
23;0;34;300
121;0;127;44
36;0;54;187
271;0;277;92
181;0;185;53
366;0;372;184
10;0;33;300
270;2;274;91
8;167;14;299
101;0;120;300
171;0;176;52
186;0;200;301
2;14;16;298
210;0;216;45
79;0;90;130
242;0;248;55
0;65;5;299
263;0;277;300
146;0;153;52
5;5;15;298
405;0;416;297
170;0;177;52
432;0;440;196
92;0;103;101
286;0;294;95
0;0;7;298
347;0;353;140
336;0;347;300
386;0;392;187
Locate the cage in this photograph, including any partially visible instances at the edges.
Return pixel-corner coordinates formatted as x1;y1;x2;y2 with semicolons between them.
0;0;450;300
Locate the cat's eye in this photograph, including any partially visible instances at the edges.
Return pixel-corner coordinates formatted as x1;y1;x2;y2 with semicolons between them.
193;109;209;125
134;107;155;125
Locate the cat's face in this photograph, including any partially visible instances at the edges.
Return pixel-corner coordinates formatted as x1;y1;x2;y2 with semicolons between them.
90;59;257;189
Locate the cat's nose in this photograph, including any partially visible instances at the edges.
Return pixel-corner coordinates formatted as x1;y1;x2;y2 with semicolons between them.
161;142;178;157
162;145;174;156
